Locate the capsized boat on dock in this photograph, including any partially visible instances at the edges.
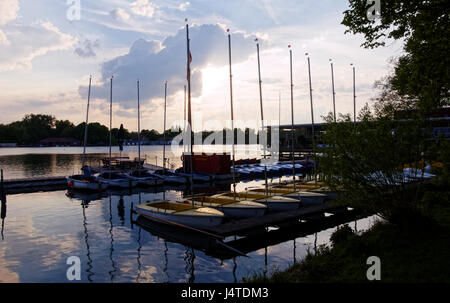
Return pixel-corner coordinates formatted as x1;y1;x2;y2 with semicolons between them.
248;187;328;205
184;196;267;219
211;192;301;211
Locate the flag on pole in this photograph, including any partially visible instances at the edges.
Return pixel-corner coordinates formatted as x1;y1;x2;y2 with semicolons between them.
189;51;192;63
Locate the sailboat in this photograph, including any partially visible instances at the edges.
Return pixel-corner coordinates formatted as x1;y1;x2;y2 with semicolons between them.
95;76;137;189
135;22;225;228
67;76;109;191
125;80;164;186
204;34;298;212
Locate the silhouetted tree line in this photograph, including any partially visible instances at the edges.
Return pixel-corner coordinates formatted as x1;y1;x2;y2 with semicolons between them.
0;114;262;146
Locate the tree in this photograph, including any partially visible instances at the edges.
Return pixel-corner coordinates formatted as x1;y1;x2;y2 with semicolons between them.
342;0;450;113
318;110;430;224
21;114;56;143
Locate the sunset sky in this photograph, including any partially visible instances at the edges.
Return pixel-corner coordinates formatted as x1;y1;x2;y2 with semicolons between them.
0;0;402;132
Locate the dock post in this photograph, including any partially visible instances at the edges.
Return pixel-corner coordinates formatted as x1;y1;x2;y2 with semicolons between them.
1;169;5;205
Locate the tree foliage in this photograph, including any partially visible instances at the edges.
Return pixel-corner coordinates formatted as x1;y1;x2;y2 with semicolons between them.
342;0;450;113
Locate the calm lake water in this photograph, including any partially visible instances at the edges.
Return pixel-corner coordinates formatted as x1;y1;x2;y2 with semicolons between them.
0;146;379;283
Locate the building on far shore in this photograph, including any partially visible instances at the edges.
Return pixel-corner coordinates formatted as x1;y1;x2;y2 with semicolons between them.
39;137;80;147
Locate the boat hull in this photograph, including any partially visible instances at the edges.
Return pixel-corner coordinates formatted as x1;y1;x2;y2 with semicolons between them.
135;203;224;228
67;176;108;191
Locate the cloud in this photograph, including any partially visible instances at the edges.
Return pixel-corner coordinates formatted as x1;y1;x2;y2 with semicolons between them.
130;0;156;18
0;22;76;71
74;39;100;58
0;0;19;25
0;29;9;45
110;8;130;21
80;24;258;109
177;2;190;11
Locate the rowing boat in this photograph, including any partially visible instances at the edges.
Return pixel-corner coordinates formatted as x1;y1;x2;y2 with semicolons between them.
135;201;224;228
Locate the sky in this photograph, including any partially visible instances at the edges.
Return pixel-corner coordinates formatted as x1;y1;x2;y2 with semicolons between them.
0;0;404;132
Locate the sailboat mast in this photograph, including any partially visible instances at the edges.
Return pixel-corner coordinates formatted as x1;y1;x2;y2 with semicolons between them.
186;23;194;201
109;76;113;166
163;81;167;175
352;64;356;123
82;75;92;168
307;55;317;182
227;30;237;200
330;60;336;122
256;40;268;194
183;84;187;156
137;79;141;166
289;47;296;192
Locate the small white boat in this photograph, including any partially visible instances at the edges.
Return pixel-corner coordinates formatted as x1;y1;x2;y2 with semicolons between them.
135;201;224;228
96;172;138;188
212;192;300;212
185;196;267;219
125;170;164;186
67;174;108;191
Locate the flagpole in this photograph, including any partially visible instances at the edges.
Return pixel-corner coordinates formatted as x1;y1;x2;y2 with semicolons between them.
227;29;237;200
330;59;336;122
186;22;195;202
289;46;296;192
256;39;268;194
306;54;316;183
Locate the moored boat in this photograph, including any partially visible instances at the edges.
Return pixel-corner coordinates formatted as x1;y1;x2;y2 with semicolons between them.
125;170;164;186
96;172;137;188
67;174;108;191
135;201;224;228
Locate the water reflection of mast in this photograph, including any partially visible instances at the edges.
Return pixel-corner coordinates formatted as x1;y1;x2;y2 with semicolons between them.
163;240;169;282
81;201;94;282
1;201;6;240
117;196;125;225
135;191;142;282
184;246;195;283
1;169;6;240
232;257;237;283
108;195;117;282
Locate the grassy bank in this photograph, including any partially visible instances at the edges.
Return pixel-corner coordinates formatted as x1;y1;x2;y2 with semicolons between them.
245;187;450;283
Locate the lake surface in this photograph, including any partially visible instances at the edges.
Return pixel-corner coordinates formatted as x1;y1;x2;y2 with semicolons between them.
0;146;379;283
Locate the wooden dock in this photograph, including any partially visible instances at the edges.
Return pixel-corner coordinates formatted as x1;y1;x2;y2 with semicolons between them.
2;176;67;194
